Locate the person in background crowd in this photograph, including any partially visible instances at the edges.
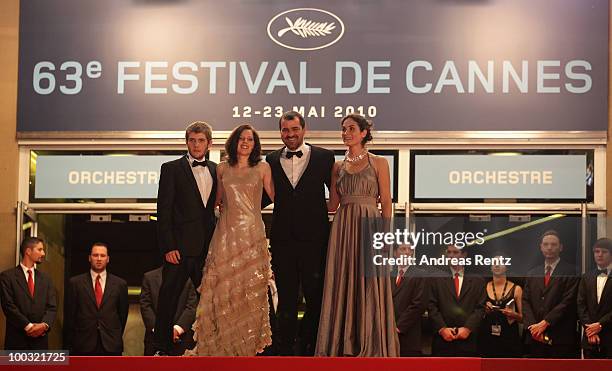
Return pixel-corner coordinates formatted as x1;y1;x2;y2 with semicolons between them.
392;243;428;356
428;245;486;356
577;238;612;358
522;230;580;358
0;237;56;350
65;243;128;355
140;266;197;355
479;255;523;358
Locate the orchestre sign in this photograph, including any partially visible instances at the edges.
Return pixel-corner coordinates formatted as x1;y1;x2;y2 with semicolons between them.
34;155;179;199
17;0;607;132
413;155;586;199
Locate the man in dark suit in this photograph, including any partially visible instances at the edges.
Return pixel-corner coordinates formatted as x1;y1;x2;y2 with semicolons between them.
577;237;612;358
140;267;197;356
264;111;334;355
0;237;56;350
64;243;128;355
522;230;580;358
392;243;428;356
153;121;217;355
428;245;486;356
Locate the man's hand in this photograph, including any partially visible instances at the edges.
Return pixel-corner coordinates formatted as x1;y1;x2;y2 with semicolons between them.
587;334;601;345
26;323;47;338
528;320;549;339
173;328;180;343
454;327;471;340
165;250;181;265
439;327;455;342
585;322;602;337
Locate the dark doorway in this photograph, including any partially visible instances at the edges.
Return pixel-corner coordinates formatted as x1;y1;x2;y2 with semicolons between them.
64;214;162;286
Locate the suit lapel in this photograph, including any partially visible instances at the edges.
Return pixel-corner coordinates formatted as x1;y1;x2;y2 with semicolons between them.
597;274;612;311
85;273;97;308
180;156;205;208
294;144;315;191
14;266;32;300
391;268;404;297
100;275;112;308
458;276;471;301
205;161;217;210
271;148;294;190
445;275;458;302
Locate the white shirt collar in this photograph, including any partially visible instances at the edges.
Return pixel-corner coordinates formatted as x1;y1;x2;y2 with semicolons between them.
545;258;561;272
187;152;206;164
90;269;107;281
596;263;612;274
450;267;465;276
282;142;309;156
20;263;36;276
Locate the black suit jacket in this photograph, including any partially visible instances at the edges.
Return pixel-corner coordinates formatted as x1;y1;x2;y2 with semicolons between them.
577;269;612;354
139;267;197;352
157;155;217;257
64;272;128;354
522;261;579;346
428;270;486;355
0;266;57;349
265;144;334;244
392;266;428;355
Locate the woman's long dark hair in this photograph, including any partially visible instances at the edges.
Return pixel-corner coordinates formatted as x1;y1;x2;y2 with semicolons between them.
225;124;262;167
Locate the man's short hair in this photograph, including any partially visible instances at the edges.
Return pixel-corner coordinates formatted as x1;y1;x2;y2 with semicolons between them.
20;237;44;257
90;242;109;255
592;237;612;252
540;230;561;243
278;111;305;130
185;121;212;142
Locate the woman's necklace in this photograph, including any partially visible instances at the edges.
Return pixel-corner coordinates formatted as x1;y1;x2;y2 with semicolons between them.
345;149;368;163
492;279;509;305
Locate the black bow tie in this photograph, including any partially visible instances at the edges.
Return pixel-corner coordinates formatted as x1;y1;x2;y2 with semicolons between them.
286;150;303;159
192;159;207;168
597;268;609;276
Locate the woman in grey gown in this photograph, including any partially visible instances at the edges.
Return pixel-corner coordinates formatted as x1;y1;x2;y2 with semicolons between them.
315;114;399;357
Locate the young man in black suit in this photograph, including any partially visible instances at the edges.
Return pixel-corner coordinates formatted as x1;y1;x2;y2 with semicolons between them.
428;245;486;356
153;121;217;355
64;243;128;355
264;111;334;355
392;243;428;356
140;267;197;355
0;237;56;350
577;237;612;358
522;230;580;358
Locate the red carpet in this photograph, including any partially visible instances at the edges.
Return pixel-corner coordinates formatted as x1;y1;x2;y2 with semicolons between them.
4;356;611;371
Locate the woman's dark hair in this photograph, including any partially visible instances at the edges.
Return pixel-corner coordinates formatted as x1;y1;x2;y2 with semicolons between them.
225;124;262;167
341;114;373;145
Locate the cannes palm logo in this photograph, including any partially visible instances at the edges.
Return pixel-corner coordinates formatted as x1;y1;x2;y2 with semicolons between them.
267;8;345;51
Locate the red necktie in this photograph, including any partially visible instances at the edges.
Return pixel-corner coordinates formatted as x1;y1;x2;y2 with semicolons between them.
544;266;552;287
396;269;405;287
95;275;103;308
27;269;34;298
454;273;460;298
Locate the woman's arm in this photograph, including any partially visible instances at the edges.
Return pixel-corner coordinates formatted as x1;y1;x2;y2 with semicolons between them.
513;285;524;322
261;162;275;202
327;161;341;212
375;156;392;218
214;163;225;209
